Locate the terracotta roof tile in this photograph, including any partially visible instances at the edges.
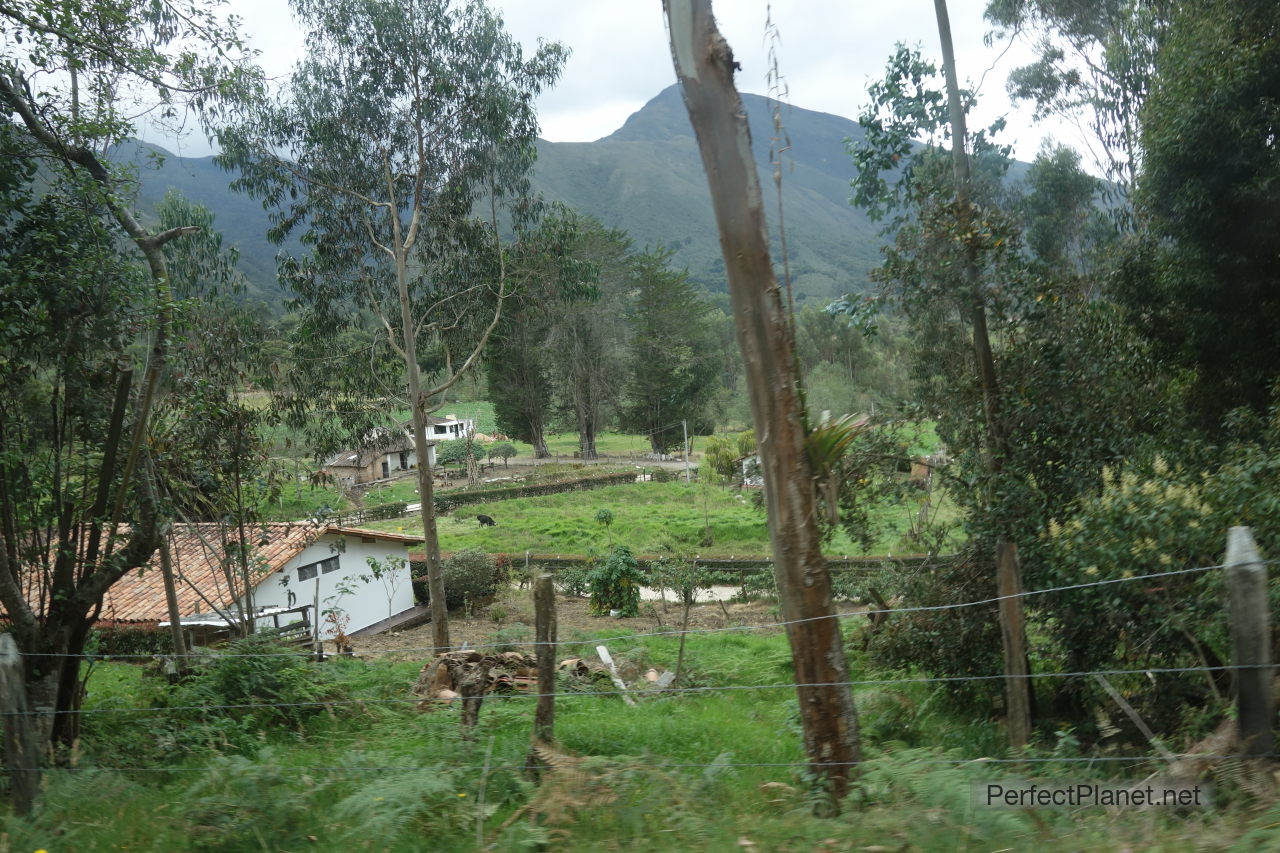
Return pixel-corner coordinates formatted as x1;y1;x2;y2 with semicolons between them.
98;523;322;624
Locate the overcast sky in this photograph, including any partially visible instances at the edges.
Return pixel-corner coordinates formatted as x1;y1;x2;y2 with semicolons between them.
164;0;1086;165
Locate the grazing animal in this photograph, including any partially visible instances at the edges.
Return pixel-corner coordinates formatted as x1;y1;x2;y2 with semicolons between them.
476;514;496;527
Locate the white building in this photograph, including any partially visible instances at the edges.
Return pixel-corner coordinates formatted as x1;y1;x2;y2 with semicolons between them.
101;523;425;642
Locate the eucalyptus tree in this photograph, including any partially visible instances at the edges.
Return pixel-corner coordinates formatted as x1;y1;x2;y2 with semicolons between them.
0;0;257;777
985;0;1174;217
150;191;282;641
217;0;567;650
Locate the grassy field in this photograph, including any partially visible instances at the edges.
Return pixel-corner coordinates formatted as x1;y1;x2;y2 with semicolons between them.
362;479;957;557
14;628;1268;851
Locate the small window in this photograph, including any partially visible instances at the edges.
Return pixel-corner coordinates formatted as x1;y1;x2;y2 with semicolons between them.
297;556;341;582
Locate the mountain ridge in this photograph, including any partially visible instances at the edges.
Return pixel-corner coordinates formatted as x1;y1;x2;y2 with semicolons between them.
121;85;916;309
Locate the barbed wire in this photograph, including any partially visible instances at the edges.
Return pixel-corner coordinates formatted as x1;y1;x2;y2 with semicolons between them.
26;663;1268;718
24;753;1242;775
25;559;1245;661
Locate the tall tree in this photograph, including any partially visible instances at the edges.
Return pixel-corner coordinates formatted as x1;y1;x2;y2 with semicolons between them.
487;207;597;458
620;248;720;454
0;0;255;773
1116;0;1280;430
547;216;633;459
217;0;566;651
986;0;1174;214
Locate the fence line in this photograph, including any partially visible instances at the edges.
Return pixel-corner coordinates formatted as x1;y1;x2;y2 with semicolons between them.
23;754;1240;775
29;663;1269;717
29;559;1244;661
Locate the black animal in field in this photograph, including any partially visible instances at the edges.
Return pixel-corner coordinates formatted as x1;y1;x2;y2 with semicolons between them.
476;514;496;527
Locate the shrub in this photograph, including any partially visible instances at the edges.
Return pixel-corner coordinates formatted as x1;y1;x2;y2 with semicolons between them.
857;550;1002;714
557;564;593;598
197;632;335;728
440;548;503;610
650;467;675;483
588;545;645;616
90;625;174;657
361;500;407;521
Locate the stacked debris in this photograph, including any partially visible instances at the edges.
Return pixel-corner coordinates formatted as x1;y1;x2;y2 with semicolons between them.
412;650;621;708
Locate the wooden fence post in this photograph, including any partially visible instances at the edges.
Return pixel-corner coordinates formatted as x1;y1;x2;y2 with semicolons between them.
532;574;557;745
1225;526;1274;757
996;541;1032;750
0;635;40;815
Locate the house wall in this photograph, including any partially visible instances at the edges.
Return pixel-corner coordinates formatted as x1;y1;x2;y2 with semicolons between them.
249;533;416;639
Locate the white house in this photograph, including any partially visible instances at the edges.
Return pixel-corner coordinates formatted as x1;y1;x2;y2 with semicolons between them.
425;413;475;439
100;523;425;642
252;526;424;639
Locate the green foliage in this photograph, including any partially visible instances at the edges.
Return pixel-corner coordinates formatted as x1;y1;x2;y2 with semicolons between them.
555;564;594;598
588;545;644;617
435;439;470;468
196;633;336;729
1115;0;1280;431
488;441;518;465
857;551;1003;713
1032;431;1280;729
89;627;174;658
650;556;714;607
438;548;504;611
620;248;721;453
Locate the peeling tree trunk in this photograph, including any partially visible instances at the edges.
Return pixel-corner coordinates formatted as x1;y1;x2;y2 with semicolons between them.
664;0;862;805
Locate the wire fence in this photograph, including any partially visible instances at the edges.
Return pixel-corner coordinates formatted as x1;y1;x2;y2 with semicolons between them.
23;559;1243;661
8;553;1267;783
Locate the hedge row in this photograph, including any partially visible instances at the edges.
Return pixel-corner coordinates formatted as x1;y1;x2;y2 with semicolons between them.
433;470;638;512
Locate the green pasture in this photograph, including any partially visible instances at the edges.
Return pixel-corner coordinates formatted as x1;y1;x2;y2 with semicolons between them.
362;479;956;557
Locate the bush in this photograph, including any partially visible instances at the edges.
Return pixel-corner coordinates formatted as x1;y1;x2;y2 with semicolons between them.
556;564;593;598
588;545;645;617
361;501;407;521
649;467;675;483
857;550;1002;714
90;626;174;657
197;632;336;728
440;548;503;610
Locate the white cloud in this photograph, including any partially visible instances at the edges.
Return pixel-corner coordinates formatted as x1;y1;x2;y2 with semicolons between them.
150;0;1094;165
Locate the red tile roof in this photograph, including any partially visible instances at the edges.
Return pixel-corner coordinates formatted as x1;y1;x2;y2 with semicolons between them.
97;523;323;624
5;523;427;626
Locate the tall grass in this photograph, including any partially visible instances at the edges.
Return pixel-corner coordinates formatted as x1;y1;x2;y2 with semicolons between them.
14;629;1264;852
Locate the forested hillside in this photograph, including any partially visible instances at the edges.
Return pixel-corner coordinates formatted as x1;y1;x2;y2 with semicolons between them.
117;86;941;306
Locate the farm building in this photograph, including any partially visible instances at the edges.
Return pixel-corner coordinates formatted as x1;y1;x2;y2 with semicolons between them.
322;426;438;488
425;413;475;439
95;523;426;643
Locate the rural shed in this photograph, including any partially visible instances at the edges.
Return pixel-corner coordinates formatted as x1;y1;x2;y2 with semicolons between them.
96;523;425;641
322;425;438;488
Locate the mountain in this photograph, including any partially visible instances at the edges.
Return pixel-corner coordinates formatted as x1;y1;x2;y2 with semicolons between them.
119;85;918;309
534;85;883;303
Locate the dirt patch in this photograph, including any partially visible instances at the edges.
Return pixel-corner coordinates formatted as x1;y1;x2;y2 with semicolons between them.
351;590;867;661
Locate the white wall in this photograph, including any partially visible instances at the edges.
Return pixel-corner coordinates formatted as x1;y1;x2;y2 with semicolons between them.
249;533;417;639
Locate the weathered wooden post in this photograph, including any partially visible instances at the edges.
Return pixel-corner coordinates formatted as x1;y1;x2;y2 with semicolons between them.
459;663;490;741
0;634;40;815
1225;526;1274;757
996;541;1032;749
527;574;557;779
532;573;557;745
